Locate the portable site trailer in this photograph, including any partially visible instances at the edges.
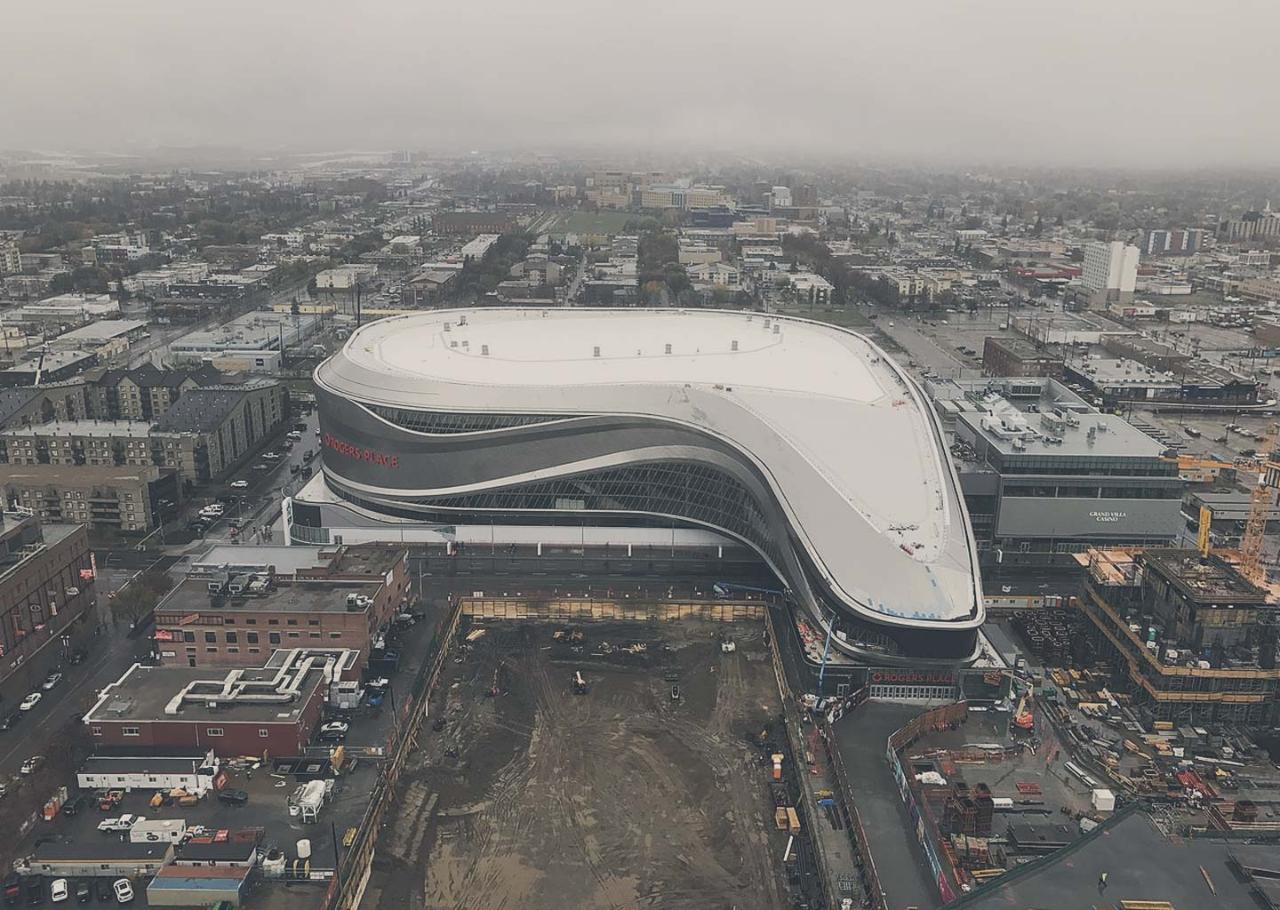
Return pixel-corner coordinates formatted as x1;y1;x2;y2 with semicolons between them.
130;818;188;844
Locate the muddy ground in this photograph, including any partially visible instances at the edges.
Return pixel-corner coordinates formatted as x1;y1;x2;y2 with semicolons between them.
366;620;787;910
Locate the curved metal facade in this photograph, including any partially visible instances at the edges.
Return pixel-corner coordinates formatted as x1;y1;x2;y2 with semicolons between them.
314;307;986;664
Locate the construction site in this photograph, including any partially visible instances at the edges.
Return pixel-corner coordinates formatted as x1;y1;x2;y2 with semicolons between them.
361;618;795;910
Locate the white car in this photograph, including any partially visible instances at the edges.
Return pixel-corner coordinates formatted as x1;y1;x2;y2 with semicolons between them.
229;480;249;490
50;879;68;903
113;879;134;904
42;672;63;690
320;721;350;735
20;755;43;775
19;692;41;711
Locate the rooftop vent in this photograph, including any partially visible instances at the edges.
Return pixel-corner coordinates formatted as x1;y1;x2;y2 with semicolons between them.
481;344;489;356
593;346;601;358
773;325;780;335
665;343;672;355
731;340;739;352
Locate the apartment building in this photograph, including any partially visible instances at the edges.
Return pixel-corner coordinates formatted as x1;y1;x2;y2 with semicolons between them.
84;364;224;422
1;464;178;532
0;512;96;698
1082;241;1139;307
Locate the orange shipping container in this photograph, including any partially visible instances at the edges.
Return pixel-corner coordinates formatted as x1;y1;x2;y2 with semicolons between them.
775;807;789;830
786;807;801;836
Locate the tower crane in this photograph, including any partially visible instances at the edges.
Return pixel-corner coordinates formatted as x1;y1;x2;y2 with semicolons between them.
1239;422;1280;587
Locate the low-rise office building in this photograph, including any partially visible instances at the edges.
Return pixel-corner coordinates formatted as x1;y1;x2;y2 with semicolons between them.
83;648;359;757
152;544;409;668
0;349;98;387
0;512;95;697
1077;547;1280;725
1066;357;1258;406
932;378;1183;568
49;319;148;358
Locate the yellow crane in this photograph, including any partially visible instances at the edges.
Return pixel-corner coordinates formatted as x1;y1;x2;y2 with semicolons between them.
1239;422;1280;586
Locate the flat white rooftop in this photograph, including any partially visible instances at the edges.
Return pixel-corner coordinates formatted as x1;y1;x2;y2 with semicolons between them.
322;308;981;628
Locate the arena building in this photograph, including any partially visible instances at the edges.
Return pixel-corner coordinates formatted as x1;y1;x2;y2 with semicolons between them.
295;308;984;663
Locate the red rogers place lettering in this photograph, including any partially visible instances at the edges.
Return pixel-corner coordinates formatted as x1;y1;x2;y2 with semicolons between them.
323;433;400;469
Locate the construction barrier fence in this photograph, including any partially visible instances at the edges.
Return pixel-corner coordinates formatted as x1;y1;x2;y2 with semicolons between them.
462;596;766;623
322;595;464;910
885;702;971;905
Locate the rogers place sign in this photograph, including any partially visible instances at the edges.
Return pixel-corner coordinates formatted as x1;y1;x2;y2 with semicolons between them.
322;433;400;469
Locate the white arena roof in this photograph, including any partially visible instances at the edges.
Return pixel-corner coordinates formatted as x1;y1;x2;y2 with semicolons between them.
319;308;982;630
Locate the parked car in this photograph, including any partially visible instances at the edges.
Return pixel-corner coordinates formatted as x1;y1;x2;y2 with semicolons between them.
317;728;346;744
111;880;132;905
93;881;110;903
72;881;89;904
319;721;349;736
229;480;249;490
0;711;22;731
61;795;89;817
23;877;42;906
19;693;41;711
3;872;21;905
216;789;249;806
67;649;88;666
49;881;66;904
42;673;63;691
20;756;44;775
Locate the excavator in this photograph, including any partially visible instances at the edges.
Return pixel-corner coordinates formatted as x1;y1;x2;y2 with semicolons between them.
1012;687;1035;733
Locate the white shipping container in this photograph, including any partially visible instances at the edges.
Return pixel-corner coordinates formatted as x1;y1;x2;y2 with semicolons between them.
1091;788;1116;813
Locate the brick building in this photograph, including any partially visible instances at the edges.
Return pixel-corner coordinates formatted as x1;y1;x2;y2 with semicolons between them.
84;648;359;757
981;336;1064;379
0;512;96;699
431;212;514;235
152;544;409;669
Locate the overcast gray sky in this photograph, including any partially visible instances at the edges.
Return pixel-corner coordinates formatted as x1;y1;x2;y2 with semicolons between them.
5;0;1277;168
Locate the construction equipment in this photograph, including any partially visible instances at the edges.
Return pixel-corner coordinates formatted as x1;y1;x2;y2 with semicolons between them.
1239;422;1280;586
1197;504;1213;557
1012;687;1034;732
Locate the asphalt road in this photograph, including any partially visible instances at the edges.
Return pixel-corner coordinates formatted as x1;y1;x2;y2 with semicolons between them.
0;605;150;781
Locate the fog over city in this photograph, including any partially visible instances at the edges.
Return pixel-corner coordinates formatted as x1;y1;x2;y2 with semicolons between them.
6;0;1279;168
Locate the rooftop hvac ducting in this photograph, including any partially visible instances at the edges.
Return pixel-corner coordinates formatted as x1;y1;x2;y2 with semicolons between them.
162;650;339;715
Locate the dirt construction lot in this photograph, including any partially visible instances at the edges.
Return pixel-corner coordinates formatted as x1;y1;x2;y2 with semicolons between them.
366;621;786;910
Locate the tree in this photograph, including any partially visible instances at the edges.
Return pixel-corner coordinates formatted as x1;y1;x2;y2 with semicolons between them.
109;569;172;627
